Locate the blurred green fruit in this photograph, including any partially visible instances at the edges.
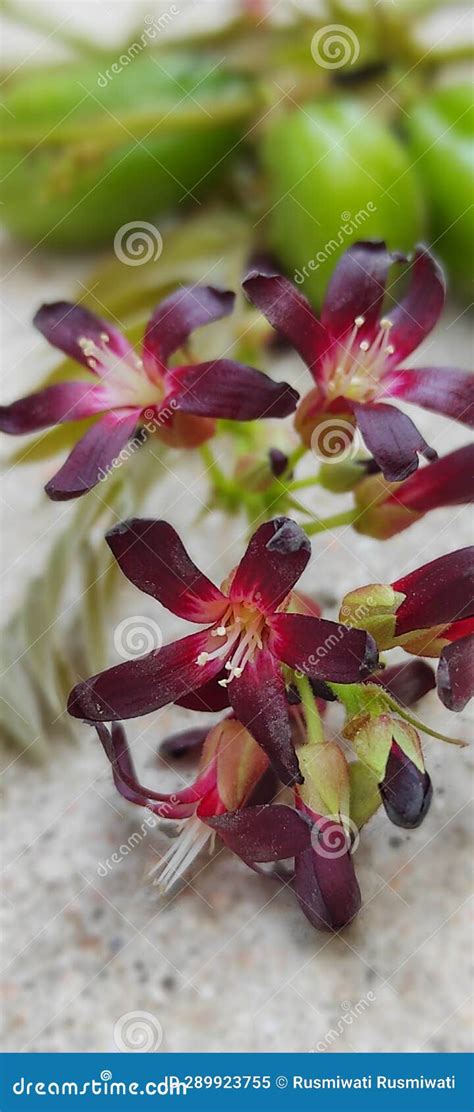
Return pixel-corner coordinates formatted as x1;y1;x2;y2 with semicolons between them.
261;98;425;306
406;84;474;300
0;54;252;249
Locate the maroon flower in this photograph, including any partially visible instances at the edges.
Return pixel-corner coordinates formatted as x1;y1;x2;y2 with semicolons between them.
292;743;362;932
97;718;359;931
379;742;433;829
353;443;474;539
68;516;377;783
341;547;474;712
371;659;436;706
0;287;298;500
243;243;474;481
96;718;309;890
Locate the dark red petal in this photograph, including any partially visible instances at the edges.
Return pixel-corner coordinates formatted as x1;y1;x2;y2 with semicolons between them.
205;804;311;862
385;245;445;363
0;381;108;434
159;727;210;761
245;766;280;807
95;722;211;817
242;271;328;380
294;835;362;932
353;401;436;482
372;660;435;706
321;241;394;341
228;649;302;785
171;360;298;420
444;617;474;643
393;547;474;634
45;409;140;501
270;613;378;682
143;286;234;366
96;723;150;807
106;518;227;623
380;743;433;828
174;673;230;712
387;444;474;514
33;302;132;371
293;849;333;931
437;634;474;712
383;368;474;428
230;517;310;613
68;629;223;722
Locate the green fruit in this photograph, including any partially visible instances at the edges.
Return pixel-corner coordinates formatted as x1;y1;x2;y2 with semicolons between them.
261;98;425;306
406;84;474;301
0;54;252;249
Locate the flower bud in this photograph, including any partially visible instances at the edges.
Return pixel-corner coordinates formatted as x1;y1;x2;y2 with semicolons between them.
261;98;423;308
0;55;250;249
319;457;379;494
293;742;361;932
345;712;432;829
380;743;432;828
339;584;405;650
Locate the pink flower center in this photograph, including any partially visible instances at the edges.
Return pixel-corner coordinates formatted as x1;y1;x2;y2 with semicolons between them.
78;334;164;408
325;315;395;401
196;602;268;685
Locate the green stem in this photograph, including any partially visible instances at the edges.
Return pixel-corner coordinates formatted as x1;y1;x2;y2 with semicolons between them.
199;443;227;490
286;496;316;517
304;509;359;536
295;673;324;744
285;444;307;474
0;95;256;150
289;474;321;492
382;693;467;748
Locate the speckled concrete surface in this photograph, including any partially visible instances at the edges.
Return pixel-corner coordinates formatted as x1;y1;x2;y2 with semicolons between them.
1;2;473;1057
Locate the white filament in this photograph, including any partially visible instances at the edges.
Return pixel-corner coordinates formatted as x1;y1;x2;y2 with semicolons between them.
195;605;266;686
327;316;395;400
151;818;213;892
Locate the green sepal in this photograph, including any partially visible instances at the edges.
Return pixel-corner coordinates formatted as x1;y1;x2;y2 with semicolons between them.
349;761;382;830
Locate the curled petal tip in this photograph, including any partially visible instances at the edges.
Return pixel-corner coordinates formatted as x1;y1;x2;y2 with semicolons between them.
361;633;379;676
266;518;310;556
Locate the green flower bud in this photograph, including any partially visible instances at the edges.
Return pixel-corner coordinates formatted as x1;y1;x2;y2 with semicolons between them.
0;54;251;249
298;742;350;823
406;85;474;301
260;97;425;306
339;584;405;649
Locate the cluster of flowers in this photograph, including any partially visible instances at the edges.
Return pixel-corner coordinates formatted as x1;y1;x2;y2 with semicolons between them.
2;241;473;931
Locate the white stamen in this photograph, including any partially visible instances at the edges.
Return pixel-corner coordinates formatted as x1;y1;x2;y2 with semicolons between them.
151;817;213;892
195;603;266;684
326;311;397;401
76;333;163;407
